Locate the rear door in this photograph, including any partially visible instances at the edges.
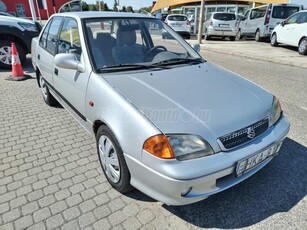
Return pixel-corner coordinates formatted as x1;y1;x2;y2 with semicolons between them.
38;16;63;86
212;13;236;31
290;12;307;46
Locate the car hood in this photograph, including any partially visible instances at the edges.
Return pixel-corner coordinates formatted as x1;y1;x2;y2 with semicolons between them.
0;15;36;24
103;62;273;151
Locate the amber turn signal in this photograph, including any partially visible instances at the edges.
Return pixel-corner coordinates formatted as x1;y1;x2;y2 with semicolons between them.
143;134;175;159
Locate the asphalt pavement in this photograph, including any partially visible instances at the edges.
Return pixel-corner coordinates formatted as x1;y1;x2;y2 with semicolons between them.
0;46;306;229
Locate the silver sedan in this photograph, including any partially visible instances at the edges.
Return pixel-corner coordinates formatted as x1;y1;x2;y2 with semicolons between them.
33;12;290;205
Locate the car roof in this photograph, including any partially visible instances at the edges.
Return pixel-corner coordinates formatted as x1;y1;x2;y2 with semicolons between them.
167;14;187;17
52;11;154;19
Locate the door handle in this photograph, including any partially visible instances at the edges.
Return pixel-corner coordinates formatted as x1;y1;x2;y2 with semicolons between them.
54;68;58;76
38;54;40;60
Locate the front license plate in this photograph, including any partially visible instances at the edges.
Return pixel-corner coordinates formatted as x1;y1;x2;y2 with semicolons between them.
219;24;229;27
236;142;283;177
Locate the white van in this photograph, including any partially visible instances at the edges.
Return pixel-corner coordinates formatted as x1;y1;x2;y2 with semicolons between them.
239;4;303;41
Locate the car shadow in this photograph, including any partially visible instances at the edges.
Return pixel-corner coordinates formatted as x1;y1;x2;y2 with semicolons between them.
162;138;306;228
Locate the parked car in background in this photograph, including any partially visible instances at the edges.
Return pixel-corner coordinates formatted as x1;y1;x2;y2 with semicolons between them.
271;10;307;55
164;14;191;39
239;4;302;41
32;11;290;206
0;15;41;69
155;12;168;21
203;12;238;41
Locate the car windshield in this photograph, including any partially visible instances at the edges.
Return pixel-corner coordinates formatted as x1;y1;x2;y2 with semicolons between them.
213;13;236;21
84;17;203;72
272;6;300;19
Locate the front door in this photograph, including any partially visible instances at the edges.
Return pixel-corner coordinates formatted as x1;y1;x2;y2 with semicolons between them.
53;17;89;118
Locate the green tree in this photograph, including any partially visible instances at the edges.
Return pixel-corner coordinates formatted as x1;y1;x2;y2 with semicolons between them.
127;6;134;13
102;3;109;11
122;6;126;12
81;1;89;11
89;4;98;11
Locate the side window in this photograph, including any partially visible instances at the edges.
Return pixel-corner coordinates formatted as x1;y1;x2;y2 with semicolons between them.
250;9;256;20
285;13;300;24
298;13;307;24
39;19;52;48
243;10;250;20
46;17;63;55
57;18;81;58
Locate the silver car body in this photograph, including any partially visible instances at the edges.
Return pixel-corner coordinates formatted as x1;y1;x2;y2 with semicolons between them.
204;12;238;38
32;12;290;205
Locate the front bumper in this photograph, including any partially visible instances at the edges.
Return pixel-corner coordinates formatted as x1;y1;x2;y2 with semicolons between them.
125;116;290;205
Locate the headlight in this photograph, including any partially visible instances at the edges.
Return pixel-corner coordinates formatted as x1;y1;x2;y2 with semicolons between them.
143;134;214;161
271;96;282;125
18;22;38;32
167;135;214;161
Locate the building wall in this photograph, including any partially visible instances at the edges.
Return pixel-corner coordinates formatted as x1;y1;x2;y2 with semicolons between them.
1;0;74;19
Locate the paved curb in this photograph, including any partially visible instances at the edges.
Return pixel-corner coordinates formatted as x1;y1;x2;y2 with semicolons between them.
201;45;307;69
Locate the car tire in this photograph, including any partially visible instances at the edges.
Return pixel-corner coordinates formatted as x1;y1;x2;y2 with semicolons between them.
270;33;278;47
255;30;262;42
298;37;307;55
237;29;243;39
96;125;133;193
186;34;190;39
0;39;26;69
229;36;236;41
205;34;211;40
39;74;57;106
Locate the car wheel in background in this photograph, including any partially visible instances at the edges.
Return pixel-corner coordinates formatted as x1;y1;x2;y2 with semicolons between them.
270;33;279;47
186;34;190;39
96;125;133;193
205;34;211;40
0;39;26;69
255;30;262;42
39;75;57;106
237;29;243;40
298;38;307;55
229;36;236;41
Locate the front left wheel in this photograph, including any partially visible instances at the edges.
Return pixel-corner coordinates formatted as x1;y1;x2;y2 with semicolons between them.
298;38;307;55
270;33;278;47
96;125;133;193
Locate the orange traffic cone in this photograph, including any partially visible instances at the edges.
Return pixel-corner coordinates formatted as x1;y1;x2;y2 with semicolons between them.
5;42;30;81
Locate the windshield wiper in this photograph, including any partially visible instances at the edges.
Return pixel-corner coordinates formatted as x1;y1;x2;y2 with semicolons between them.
153;58;204;66
97;64;170;72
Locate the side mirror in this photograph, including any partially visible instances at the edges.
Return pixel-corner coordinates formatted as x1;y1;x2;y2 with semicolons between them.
54;53;85;72
191;43;200;52
281;21;285;27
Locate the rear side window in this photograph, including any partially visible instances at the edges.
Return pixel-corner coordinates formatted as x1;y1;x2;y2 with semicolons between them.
272;6;300;19
250;7;267;20
168;16;187;21
213;13;236;21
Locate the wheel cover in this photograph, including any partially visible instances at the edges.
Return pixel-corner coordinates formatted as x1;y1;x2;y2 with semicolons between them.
0;46;12;65
98;135;120;183
40;77;48;100
299;39;307;53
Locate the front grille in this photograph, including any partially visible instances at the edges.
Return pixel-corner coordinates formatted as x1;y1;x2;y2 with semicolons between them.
218;118;269;150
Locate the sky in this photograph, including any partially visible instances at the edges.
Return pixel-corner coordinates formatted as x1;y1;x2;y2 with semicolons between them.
85;0;154;10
